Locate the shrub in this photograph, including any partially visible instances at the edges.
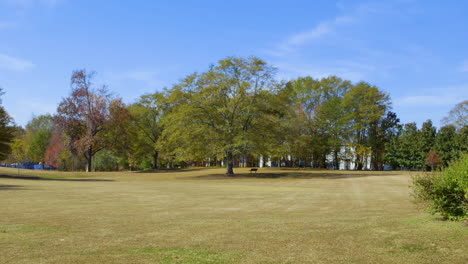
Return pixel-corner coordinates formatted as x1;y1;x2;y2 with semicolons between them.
94;150;119;171
411;153;468;220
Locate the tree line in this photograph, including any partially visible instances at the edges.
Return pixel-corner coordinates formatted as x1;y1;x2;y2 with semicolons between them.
1;57;467;174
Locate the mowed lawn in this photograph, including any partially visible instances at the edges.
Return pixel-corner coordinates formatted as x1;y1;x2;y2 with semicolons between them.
0;168;466;264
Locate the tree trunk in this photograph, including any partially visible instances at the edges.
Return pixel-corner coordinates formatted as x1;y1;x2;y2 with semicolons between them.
333;149;339;170
371;151;381;171
152;151;158;169
225;151;234;175
86;148;92;172
355;153;363;170
357;161;363;170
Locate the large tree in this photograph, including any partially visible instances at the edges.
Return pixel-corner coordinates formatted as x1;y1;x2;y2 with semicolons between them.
104;99;133;169
368;111;400;170
418;119;437;169
24;114;53;164
161;56;285;175
434;125;459;167
342;82;390;170
128;93;167;169
55;70;115;172
394;123;422;169
442;100;467;129
44;128;69;169
286;76;351;168
0;88;14;160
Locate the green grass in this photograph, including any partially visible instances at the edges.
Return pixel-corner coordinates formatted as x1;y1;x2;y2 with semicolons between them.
0;167;466;263
126;247;243;263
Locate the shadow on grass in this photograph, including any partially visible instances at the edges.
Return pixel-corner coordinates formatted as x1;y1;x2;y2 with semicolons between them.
190;172;396;180
134;167;221;173
0;184;25;190
0;174;114;182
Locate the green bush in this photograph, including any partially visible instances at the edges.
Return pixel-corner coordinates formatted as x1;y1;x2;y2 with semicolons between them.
138;157;154;171
94;150;119;171
411;154;468;220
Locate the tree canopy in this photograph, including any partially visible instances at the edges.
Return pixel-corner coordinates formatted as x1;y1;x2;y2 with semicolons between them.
160;57;285;175
1;57;466;173
0;88;14;160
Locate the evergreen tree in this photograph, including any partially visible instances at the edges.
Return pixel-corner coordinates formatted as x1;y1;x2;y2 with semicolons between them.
435;125;459;167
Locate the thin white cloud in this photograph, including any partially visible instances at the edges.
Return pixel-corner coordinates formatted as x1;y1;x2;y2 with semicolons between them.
264;2;411;58
267;15;354;57
0;54;35;71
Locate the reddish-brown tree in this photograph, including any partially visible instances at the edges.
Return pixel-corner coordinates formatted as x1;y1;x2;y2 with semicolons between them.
44;129;66;168
425;150;441;171
55;70;114;172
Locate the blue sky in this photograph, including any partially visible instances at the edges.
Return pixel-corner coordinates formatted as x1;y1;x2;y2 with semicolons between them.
1;0;467;127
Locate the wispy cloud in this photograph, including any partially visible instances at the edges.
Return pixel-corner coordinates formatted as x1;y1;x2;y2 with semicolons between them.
265;1;432;84
395;83;468;108
264;2;414;58
0;54;35;71
266;15;354;57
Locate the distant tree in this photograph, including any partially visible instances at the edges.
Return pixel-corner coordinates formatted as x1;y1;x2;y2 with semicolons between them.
44;128;70;169
161;57;285;175
93;149;119;171
368;111;400;170
308;77;350;169
0;88;14;160
384;123;403;169
434;125;458;167
342;82;390;170
128;93;167;169
419;120;437;169
419;120;436;152
9;138;26;164
24;114;53;163
442;100;467;129
395;123;422;169
285;76;351;168
55;70;114;172
104;98;133;169
454;125;468;155
425;150;440;171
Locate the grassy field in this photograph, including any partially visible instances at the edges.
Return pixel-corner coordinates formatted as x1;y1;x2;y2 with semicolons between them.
0;167;466;264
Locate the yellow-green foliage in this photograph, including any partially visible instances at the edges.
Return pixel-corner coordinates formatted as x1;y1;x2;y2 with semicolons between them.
412;154;468;220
